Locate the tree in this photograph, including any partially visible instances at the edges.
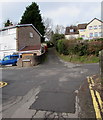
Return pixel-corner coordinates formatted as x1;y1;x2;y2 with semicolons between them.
52;33;65;45
4;19;13;27
43;17;53;41
54;25;65;34
20;2;45;36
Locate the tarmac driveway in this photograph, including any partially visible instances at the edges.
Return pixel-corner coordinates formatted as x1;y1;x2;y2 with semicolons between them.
1;48;99;119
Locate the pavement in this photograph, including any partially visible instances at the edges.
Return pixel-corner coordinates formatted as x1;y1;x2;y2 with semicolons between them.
0;48;100;119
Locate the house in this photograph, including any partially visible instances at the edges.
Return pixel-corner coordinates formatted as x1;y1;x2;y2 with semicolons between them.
0;24;42;60
78;23;87;39
65;26;79;40
65;18;103;40
85;18;103;39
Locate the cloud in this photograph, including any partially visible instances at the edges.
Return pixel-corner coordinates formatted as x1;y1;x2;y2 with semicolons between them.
0;3;3;28
0;0;102;2
43;6;80;26
45;6;80;18
0;1;101;28
41;2;101;26
77;3;101;23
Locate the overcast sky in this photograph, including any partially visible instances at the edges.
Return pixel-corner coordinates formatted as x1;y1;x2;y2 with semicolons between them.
0;0;102;28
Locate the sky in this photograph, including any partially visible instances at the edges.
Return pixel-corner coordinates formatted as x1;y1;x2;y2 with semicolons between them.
0;0;102;28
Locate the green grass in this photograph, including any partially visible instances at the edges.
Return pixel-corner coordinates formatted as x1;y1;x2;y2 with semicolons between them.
56;51;99;64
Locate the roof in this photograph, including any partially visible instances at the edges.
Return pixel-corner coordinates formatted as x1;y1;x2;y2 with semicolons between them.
87;18;103;25
20;45;41;51
78;23;87;29
0;24;42;37
65;26;79;35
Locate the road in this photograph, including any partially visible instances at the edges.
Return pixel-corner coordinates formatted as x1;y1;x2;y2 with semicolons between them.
1;48;99;119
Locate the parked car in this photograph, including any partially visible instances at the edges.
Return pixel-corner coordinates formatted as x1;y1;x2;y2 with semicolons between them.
0;55;19;66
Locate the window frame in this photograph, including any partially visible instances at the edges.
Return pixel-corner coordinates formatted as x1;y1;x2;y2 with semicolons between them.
90;33;93;37
94;25;97;29
89;26;92;30
29;32;33;38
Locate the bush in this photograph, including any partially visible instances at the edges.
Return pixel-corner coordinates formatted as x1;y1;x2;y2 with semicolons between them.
56;38;103;57
56;39;65;54
78;43;88;56
77;37;83;40
87;41;103;56
52;34;65;45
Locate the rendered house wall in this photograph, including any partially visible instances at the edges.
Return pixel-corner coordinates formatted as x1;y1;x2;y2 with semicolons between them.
86;19;103;39
0;28;17;59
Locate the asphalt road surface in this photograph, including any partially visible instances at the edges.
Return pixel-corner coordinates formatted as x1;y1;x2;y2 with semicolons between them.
1;48;99;119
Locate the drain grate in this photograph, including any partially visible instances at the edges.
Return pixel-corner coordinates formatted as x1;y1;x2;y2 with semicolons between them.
30;91;75;113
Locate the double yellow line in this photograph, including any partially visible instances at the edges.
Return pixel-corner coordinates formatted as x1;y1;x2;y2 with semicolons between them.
87;76;103;119
0;82;8;88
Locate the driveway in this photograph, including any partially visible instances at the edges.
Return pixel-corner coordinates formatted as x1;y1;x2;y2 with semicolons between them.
1;48;99;119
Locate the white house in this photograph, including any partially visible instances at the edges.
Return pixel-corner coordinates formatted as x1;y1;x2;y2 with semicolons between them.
65;26;79;40
0;24;42;60
65;18;103;40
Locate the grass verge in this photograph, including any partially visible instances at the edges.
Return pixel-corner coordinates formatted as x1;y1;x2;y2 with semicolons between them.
56;51;99;64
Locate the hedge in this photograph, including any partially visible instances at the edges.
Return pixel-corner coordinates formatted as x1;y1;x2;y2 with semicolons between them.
56;39;103;56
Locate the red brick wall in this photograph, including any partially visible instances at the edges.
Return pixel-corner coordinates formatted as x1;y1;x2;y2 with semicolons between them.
17;26;41;50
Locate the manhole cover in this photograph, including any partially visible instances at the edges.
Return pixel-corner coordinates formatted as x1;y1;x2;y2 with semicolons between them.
30;91;75;113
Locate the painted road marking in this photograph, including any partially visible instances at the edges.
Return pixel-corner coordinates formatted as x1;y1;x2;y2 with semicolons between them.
90;77;103;113
0;82;7;88
87;76;102;119
95;91;103;113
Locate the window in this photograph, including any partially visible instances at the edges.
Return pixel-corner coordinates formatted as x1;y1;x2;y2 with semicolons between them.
98;25;101;29
99;32;102;37
89;26;92;30
30;32;33;38
79;29;85;32
90;33;93;37
10;56;19;60
3;56;10;61
81;35;85;38
94;32;98;37
70;29;74;32
94;25;97;29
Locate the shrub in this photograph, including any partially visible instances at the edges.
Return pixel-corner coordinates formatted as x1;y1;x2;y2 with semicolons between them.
52;34;65;45
77;37;83;40
78;43;88;56
87;41;103;56
56;39;64;54
56;38;103;57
